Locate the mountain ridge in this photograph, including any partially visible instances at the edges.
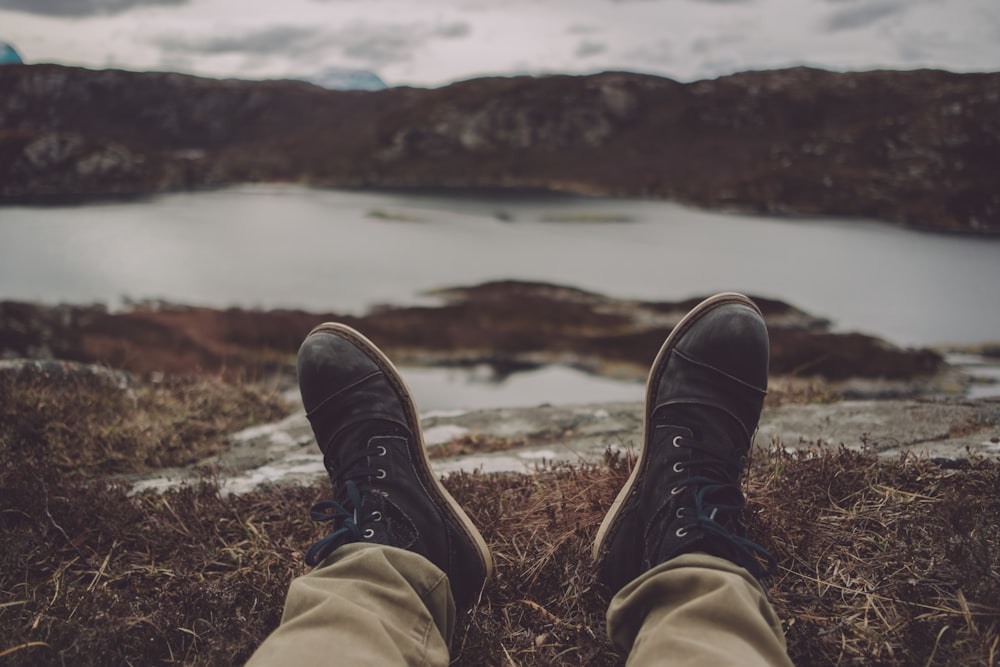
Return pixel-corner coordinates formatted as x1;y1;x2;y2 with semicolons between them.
1;64;998;234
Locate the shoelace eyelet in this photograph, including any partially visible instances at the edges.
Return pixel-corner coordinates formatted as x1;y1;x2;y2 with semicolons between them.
672;435;683;448
675;527;688;537
375;469;387;479
671;486;682;495
362;528;375;539
371;511;382;521
672;461;685;473
376;445;387;456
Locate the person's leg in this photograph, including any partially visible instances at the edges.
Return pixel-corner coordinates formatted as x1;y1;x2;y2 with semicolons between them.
606;554;791;667
247;544;454;666
248;324;492;666
594;293;793;667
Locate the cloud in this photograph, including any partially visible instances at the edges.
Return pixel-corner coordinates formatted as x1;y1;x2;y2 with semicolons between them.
690;33;745;55
335;22;471;67
611;0;756;3
155;26;329;59
892;27;955;64
0;0;187;17
154;21;473;69
896;39;933;64
821;1;910;32
575;40;607;58
626;39;674;66
435;22;471;39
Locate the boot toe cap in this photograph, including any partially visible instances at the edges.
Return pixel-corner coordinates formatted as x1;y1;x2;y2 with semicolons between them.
674;303;769;389
297;330;381;412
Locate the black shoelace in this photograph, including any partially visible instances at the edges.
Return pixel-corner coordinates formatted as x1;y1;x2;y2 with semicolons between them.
669;432;777;579
305;444;386;566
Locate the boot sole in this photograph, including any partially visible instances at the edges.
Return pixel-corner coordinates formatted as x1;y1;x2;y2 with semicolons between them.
305;322;494;591
591;292;762;563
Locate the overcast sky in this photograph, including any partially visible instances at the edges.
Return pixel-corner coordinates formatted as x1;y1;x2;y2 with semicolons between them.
1;0;998;87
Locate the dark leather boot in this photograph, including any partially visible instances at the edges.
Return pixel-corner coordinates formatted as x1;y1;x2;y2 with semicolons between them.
593;293;775;594
297;323;492;609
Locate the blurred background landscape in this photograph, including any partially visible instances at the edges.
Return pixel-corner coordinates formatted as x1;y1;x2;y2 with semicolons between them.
1;0;999;449
3;2;1000;665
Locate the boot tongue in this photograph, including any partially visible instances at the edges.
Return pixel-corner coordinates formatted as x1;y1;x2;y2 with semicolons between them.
656;405;750;522
647;403;750;554
323;418;407;476
653;404;750;456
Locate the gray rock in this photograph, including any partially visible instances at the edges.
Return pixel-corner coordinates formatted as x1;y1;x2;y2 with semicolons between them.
126;397;1000;495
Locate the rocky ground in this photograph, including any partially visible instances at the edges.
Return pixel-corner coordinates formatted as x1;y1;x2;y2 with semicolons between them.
2;65;998;233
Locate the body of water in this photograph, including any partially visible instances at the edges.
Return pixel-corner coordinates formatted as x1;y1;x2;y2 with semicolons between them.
400;364;645;412
1;185;998;347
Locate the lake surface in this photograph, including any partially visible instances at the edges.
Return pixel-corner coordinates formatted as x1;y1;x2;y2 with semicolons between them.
1;184;998;347
401;364;645;412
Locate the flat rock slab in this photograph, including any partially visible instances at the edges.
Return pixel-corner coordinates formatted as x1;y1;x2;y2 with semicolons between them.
758;399;1000;458
127;398;1000;494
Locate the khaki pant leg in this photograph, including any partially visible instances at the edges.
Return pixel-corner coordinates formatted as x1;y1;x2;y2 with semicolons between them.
606;553;793;667
246;543;454;667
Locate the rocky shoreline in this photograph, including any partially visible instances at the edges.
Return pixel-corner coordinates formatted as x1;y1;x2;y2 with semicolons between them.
2;65;998;234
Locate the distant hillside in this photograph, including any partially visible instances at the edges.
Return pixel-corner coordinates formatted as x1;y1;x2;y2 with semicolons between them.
1;64;997;234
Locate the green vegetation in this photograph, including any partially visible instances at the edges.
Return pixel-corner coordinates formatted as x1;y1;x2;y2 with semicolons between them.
2;373;998;665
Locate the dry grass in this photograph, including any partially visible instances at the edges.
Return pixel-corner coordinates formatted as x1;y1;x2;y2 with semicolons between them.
0;368;289;476
765;378;841;407
428;434;529;459
2;376;999;665
754;447;1000;665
